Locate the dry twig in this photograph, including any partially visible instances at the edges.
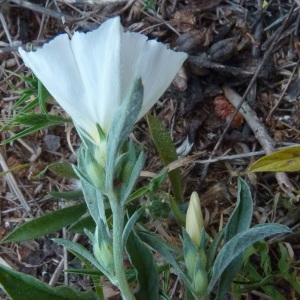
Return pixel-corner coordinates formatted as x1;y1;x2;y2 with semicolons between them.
0;149;32;214
199;2;297;185
223;85;294;194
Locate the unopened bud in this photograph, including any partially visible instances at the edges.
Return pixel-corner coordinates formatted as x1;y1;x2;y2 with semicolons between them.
186;192;204;247
193;266;208;297
93;228;114;275
86;160;105;190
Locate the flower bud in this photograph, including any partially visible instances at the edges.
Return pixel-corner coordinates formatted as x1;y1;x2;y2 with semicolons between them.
93;228;114;275
186;191;204;247
86;160;105;190
193;266;208;297
84;148;106;191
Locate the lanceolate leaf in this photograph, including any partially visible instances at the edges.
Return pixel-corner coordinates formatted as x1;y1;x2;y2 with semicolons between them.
52;238;106;275
224;177;253;242
48;162;79;179
1;203;87;243
248;146;300;172
208;224;292;293
68;215;95;234
216;178;254;299
50;190;83;200
106;77;143;192
38;79;50;114
0;264;99;300
147;115;182;203
138;230;194;293
126;230;159;300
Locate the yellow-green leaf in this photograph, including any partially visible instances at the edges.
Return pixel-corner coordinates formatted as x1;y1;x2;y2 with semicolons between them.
248;146;300;172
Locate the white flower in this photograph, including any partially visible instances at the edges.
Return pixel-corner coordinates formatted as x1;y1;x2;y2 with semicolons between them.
19;17;187;144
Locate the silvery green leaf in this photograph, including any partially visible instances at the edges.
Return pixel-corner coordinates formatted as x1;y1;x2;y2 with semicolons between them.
208;224;292;294
120;151;145;204
53;238;107;276
122;207;145;245
93;224;114;275
106;77;143;192
75;147;107;225
224;177;253;242
216;177;254;299
138;230;194;293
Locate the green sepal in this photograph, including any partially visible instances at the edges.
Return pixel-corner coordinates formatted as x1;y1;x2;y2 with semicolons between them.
74;146;107;225
182;228;208;297
92;224;114;275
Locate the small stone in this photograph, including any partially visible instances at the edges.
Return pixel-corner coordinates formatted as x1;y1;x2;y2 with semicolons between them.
44;135;61;152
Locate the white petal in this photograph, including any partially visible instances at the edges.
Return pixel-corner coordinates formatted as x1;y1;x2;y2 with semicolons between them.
71;17;122;132
119;31;148;100
136;40;188;119
19;17;187;143
19;34;97;137
119;31;187;120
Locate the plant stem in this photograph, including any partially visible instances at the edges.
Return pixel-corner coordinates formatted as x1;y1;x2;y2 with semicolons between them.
110;193;135;300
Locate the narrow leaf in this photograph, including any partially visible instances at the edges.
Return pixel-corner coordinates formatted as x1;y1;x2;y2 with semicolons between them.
208;224;292;293
224;177;253;242
126;230;159;300
1;203;87;243
126;187;150;204
138;230;194;292
48;162;79;179
216;178;254;299
106;77;143;191
68;215;95;234
1;114;69;145
0;264;99;300
246;264;286;299
147;115;182;203
120;151;145;204
248;146;300;172
50;190;83;200
38;79;50;114
52;238;106;276
122;207;145;244
169;194;185;226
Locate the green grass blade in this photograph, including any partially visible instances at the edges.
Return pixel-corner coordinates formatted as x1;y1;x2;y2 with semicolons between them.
147;115;182;203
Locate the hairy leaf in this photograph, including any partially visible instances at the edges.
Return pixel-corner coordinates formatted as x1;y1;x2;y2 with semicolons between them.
1;203;87;243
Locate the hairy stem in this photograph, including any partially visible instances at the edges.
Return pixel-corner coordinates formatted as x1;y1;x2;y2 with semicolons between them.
110;193;135;300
